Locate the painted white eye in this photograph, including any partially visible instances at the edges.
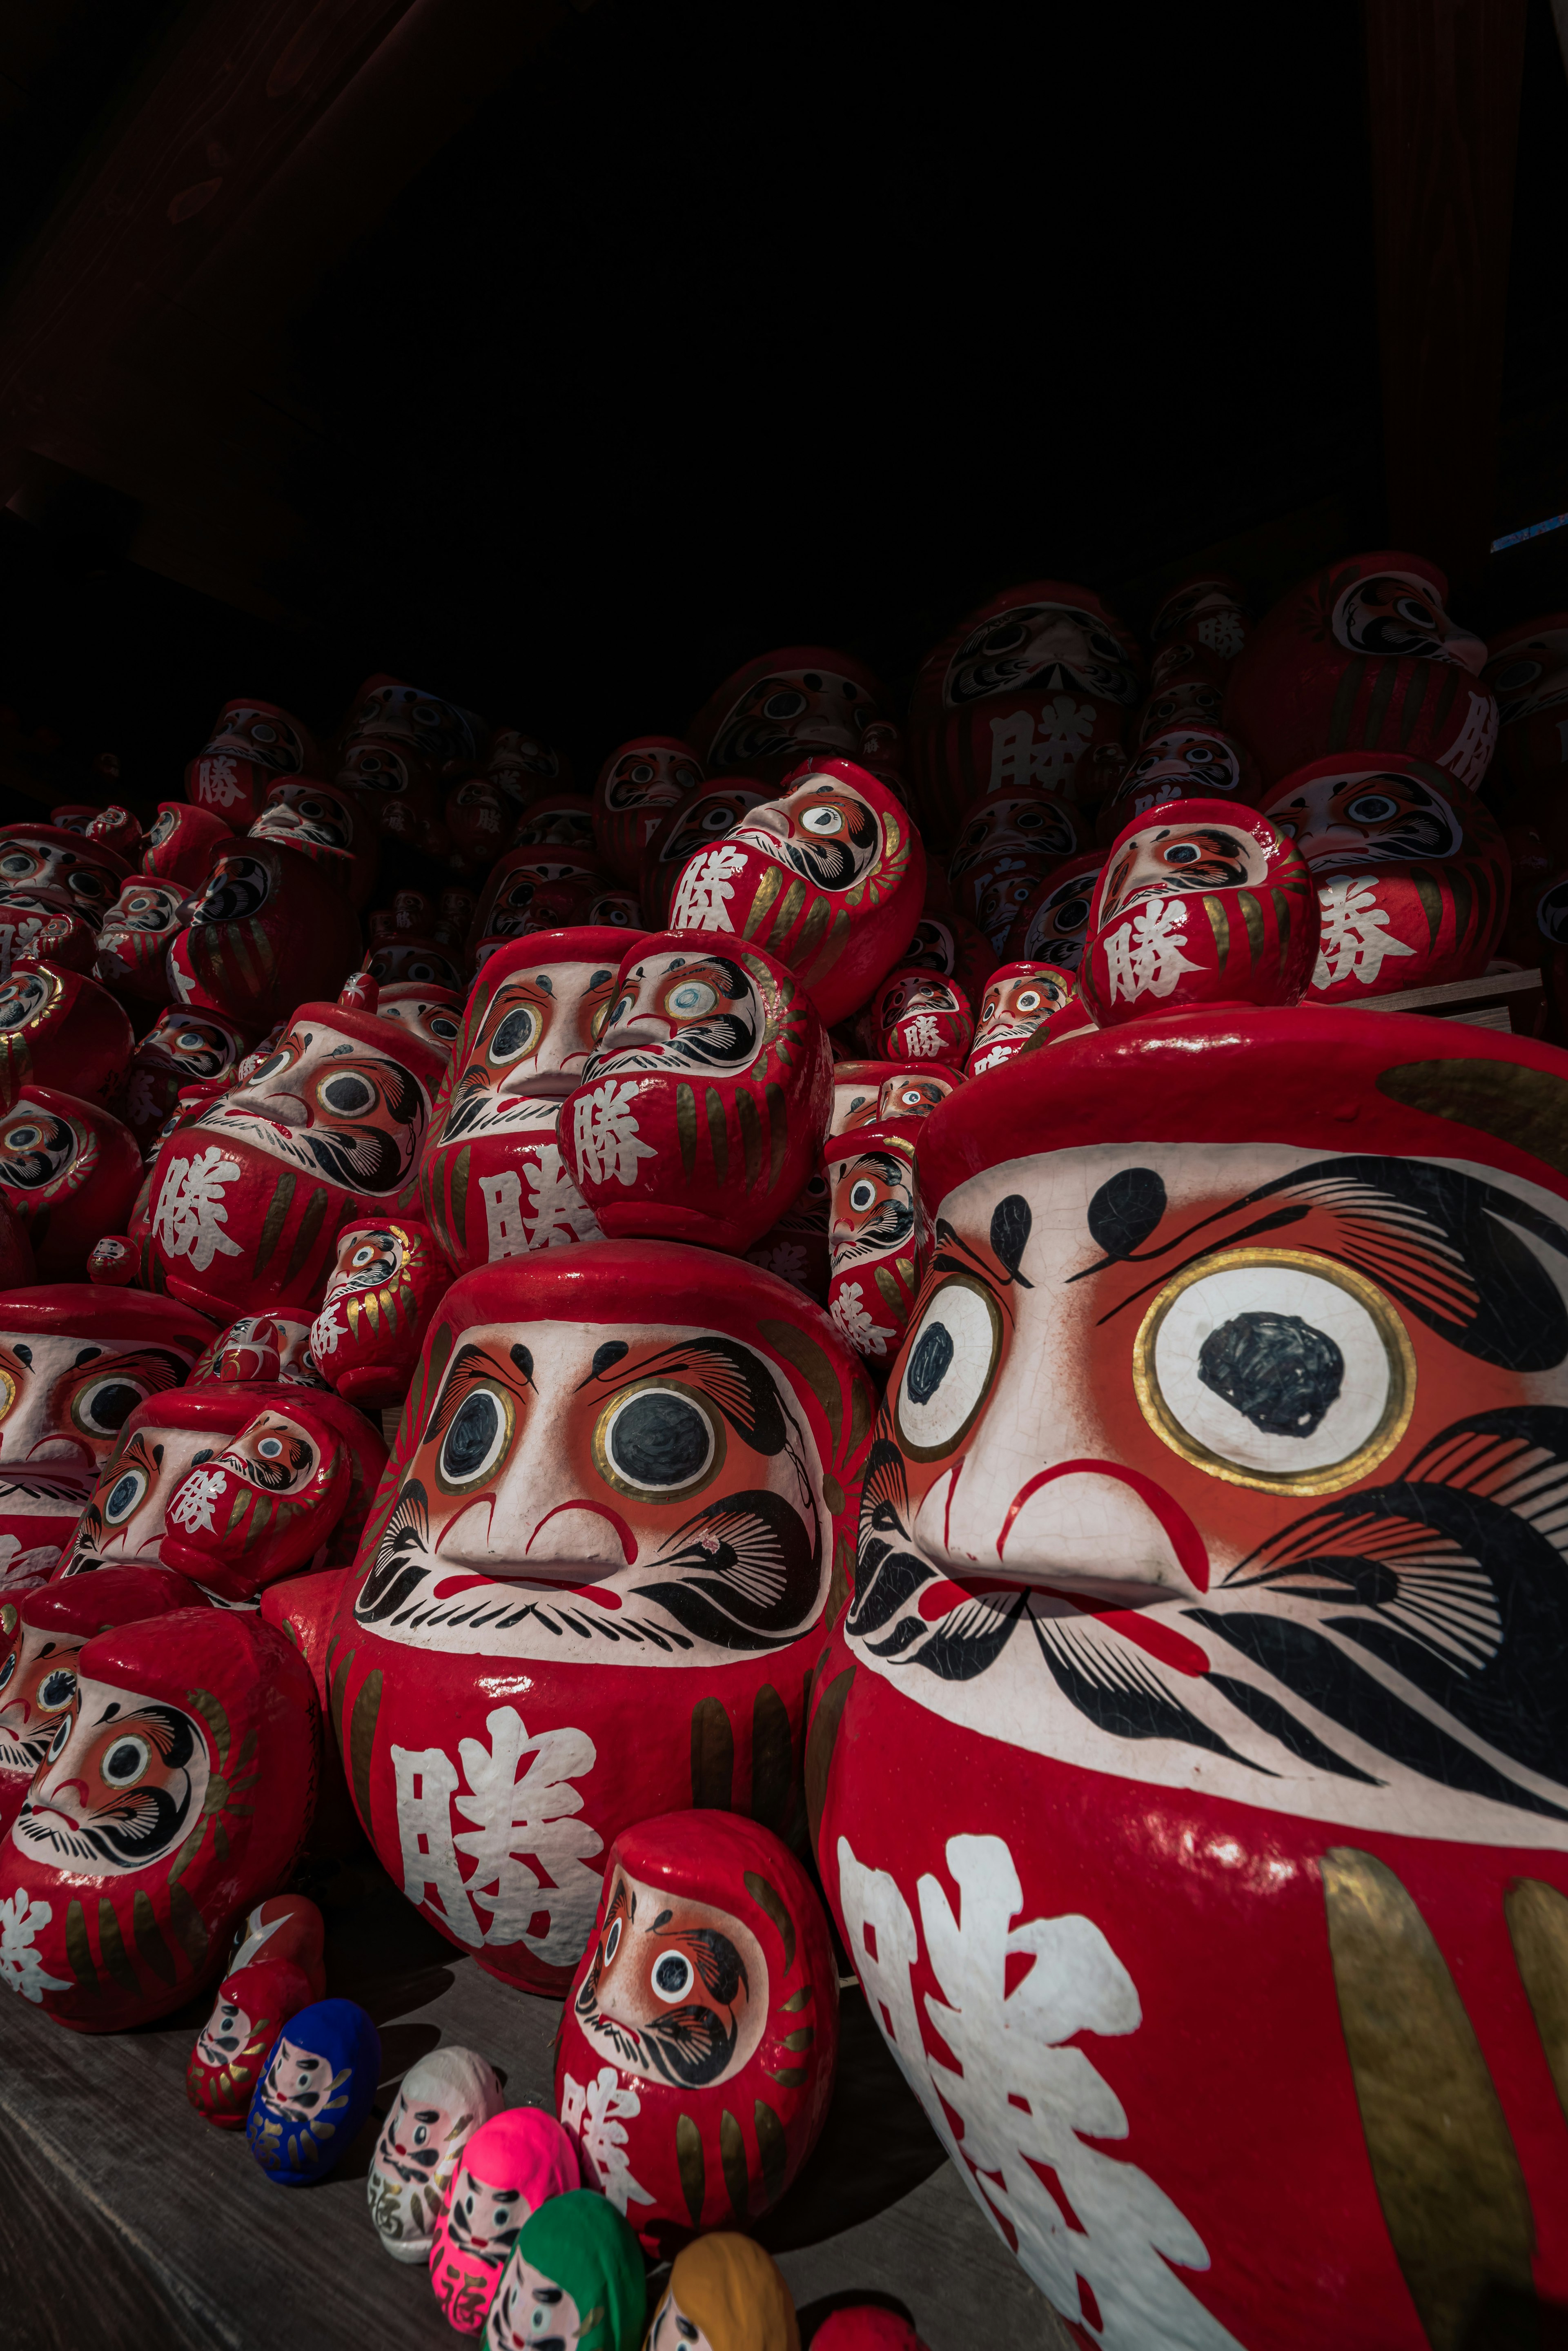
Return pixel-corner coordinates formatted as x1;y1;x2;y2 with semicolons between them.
1346;792;1399;825
36;1667;76;1712
319;1071;375;1116
102;1466;148;1524
604;1917;622;1963
651;1950;694;2003
802;804;843;834
0;1652;13;1691
1133;1248;1414;1492
895;1277;1003;1460
101;1733;151;1786
1016;990;1042;1014
352;1246;379;1269
46;1712;72;1760
257;1435;285;1460
667;980;717;1019
848;1178;878;1214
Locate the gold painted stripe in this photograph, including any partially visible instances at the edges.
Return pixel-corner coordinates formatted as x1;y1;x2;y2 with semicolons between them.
744;1865;796;1972
1322;1846;1534;2345
794;895;831;965
450;1144;470;1255
676;2116;706;2225
283;1185;332;1286
133;1889;178;1985
742;865;782;940
690;1695;733;1808
1506;1878;1568;2126
252;1171;296;1277
766;876;806;949
349;1669;383;1830
97;1897;142;1997
1238;889;1265;962
65;1899;98;1995
677;1083;697;1179
1362;657;1399;748
748;1685;792;1838
1327;657;1370;750
803;905;853;987
721;2110;749;2222
754;2100;787;2207
1203;893;1230;968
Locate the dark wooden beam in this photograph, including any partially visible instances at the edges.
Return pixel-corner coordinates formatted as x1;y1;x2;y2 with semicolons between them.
1364;0;1528;591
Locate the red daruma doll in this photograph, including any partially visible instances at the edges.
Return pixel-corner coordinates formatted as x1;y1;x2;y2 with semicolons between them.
1078;799;1317;1027
557;1812;837;2257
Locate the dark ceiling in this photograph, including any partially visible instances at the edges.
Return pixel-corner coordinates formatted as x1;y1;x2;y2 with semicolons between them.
3;0;1568;811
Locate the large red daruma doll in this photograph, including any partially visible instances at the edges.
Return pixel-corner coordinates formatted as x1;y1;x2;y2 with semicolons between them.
687;646;884;786
1078;800;1317;1027
812;1007;1568;2350
1258;753;1510;1003
562;933;832;1256
326;1243;874;1995
666;759;923;1029
1225;551;1498;789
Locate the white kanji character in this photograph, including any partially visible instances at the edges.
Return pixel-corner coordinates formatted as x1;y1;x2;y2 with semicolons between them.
670;844;749;929
152;1147;245;1271
392;1706;603;1966
559;2066;656;2213
521;1145;603;1248
1197;612;1246;660
902;1013;946;1056
1101;899;1203;1004
0;1888;71;2003
573;1082;657;1189
196;754;243;810
1312;878;1418;990
988;697;1095;791
309;1300;347;1358
747;1240;810;1291
830;1281;897;1359
836;1833;1242;2351
479;1168;528;1259
168;1465;230;1535
1437;691;1499;787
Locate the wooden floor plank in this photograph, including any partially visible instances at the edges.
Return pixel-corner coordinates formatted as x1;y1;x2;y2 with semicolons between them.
0;1859;1071;2350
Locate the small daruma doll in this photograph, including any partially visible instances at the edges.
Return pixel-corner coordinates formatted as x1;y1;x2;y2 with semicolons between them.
185;698;321;831
564;934;831;1255
367;2044;505;2264
667;758;923;1029
186;1957;314;2128
0;1609;318;2030
966;963;1075;1076
183;837;362;1031
824;1122;925;1364
158;1387;386;1603
0;961;134;1112
92;877;194;1003
1097;725;1261;842
1225;550;1497;787
485;2193;647;2351
557;1812;837;2257
308;1215;454;1408
145;996;445;1321
430;2106;582;2331
58;1388;278;1578
246;1996;381;2183
1260;753;1509;1002
641;784;770;928
329;1243;873;1996
1078;799;1317;1027
870;968;974;1064
644;2238;800;2351
117;1003;254;1152
419;928;633;1272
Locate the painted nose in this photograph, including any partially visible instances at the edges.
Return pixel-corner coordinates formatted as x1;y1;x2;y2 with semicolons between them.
922;1460;1208;1599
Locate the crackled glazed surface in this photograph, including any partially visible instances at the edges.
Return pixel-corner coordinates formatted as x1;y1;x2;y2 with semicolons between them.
815;1010;1568;2351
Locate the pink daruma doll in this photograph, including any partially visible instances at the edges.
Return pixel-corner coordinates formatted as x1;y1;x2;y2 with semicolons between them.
430;2106;582;2332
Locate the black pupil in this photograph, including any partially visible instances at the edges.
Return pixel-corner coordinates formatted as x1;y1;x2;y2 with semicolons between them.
492;1009;535;1057
654;1954;688;1993
105;1740;142;1781
1197;1310;1346;1440
444;1391;500;1478
610;1392;709;1486
906;1322;954;1406
323;1074;373;1114
89;1384;141;1432
105;1473;141;1518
